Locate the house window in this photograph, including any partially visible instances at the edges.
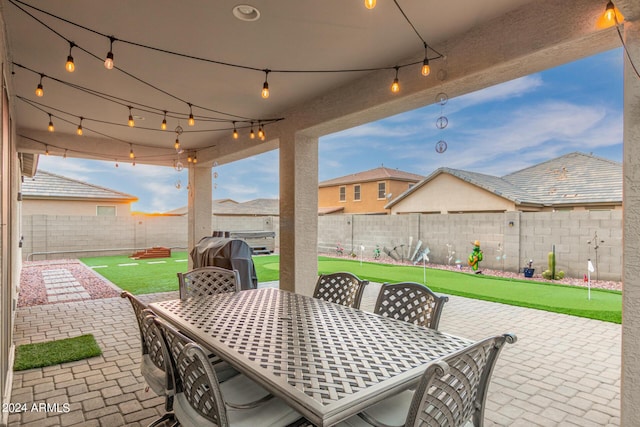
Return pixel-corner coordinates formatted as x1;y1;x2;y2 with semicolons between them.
97;205;116;216
378;182;386;199
354;184;361;201
339;186;346;202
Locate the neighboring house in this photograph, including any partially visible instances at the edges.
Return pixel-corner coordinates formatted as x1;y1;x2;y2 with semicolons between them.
21;170;138;216
319;166;424;215
387;152;622;214
168;198;279;216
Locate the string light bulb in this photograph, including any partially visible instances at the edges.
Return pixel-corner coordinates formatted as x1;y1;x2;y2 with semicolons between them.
35;74;44;97
232;122;239;139
391;67;400;93
261;69;270;99
128;106;135;127
47;114;54;132
258;124;264;140
65;42;76;72
45;145;49;155
187;154;193;163
129;144;135;159
161;111;167;130
104;36;115;70
76;117;83;136
193;154;198;164
174;137;180;151
249;123;255;139
188;103;195;126
63;149;67;159
421;43;431;76
365;0;376;9
597;1;624;28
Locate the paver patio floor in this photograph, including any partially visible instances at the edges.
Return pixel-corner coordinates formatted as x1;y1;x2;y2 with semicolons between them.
8;281;620;426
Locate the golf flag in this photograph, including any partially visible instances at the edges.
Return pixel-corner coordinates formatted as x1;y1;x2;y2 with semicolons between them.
587;259;594;300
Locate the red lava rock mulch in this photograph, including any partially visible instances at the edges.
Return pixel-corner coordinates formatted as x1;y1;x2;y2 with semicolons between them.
19;259;121;307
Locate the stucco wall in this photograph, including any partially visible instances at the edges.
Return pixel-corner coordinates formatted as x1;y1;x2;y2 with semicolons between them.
22;199;131;216
390;174;517;214
319;180;415;214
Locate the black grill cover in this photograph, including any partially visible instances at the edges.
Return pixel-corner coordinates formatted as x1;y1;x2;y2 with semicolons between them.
190;237;258;290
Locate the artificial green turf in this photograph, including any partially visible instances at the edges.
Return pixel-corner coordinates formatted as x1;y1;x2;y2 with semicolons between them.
14;334;102;371
80;251;189;294
81;253;621;323
258;255;621;324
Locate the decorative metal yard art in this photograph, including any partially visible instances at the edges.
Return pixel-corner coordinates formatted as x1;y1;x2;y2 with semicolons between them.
435;92;449;154
383;244;404;261
496;243;507;270
446;243;455;265
588;231;604;281
410;240;423;262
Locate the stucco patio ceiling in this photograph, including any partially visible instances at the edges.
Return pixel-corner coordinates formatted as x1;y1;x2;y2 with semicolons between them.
5;0;623;168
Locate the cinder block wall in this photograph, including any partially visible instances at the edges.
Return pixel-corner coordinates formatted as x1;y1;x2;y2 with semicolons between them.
22;211;621;280
22;215;190;259
317;211;623;280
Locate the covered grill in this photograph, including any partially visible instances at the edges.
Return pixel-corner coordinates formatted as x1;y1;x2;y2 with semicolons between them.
190;237;258;290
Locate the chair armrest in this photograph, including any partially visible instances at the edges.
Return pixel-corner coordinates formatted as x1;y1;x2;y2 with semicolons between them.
225;393;275;409
357;411;404;427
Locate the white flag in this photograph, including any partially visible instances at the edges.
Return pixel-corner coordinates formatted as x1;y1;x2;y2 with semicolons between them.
588;260;595;273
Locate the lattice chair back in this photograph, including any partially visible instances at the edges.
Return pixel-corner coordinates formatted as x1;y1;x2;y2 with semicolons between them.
374;282;449;330
121;292;176;426
406;333;517;427
177;266;241;300
120;291;165;370
154;317;229;427
313;272;369;309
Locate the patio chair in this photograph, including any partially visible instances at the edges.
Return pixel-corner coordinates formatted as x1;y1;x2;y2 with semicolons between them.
177;266;241;300
152;316;304;427
373;282;449;330
313;272;369;309
120;291;175;427
337;333;517;427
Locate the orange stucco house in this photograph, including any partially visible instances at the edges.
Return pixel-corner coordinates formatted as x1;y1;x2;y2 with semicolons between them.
318;166;424;215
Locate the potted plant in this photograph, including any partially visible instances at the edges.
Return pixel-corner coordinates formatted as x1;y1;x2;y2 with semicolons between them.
523;259;535;278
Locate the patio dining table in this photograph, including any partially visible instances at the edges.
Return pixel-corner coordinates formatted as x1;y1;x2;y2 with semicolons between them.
149;287;474;426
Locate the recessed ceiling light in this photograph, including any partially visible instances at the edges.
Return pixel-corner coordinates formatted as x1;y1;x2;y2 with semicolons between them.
233;4;260;21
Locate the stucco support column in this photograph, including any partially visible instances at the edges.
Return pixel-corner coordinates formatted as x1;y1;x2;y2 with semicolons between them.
279;133;318;295
187;165;212;269
622;18;640;426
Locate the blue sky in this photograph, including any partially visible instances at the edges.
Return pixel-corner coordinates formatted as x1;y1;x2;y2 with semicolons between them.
38;48;623;213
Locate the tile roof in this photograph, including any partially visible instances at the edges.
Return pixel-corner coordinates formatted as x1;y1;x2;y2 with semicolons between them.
502;152;622;206
319;166;424;187
387;152;621;209
22;170;138;202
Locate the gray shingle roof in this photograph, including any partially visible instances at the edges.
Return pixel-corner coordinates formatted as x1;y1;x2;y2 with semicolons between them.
387;152;621;209
213;198;278;215
168;198;279;216
502;152;622;206
22;170;138;201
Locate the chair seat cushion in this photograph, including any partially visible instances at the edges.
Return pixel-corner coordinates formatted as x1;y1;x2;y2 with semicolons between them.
140;354;168;397
174;374;302;427
338;390;413;427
